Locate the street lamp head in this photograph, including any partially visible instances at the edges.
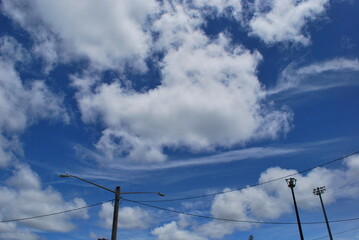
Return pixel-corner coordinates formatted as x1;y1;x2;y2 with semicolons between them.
286;177;297;188
59;174;70;178
157;192;165;197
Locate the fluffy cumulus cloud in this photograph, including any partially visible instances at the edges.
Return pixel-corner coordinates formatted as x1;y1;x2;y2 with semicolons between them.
73;2;292;164
0;0;335;166
192;0;243;20
0;36;67;167
99;202;153;230
272;58;359;95
197;155;359;238
1;0;307;166
151;1;205;52
249;0;329;45
0;35;78;239
0;223;39;240
2;0;334;157
150;155;359;239
152;221;206;240
1;0;159;71
0;164;88;239
75;39;291;163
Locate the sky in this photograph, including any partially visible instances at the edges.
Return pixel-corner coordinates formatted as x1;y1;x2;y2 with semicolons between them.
0;0;359;239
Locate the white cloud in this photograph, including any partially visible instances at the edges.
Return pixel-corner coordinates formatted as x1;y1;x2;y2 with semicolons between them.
0;37;67;125
152;1;205;52
198;155;359;238
296;58;359;75
1;0;159;71
0;223;40;240
0;38;76;237
249;0;329;45
152;221;206;240
0;36;67;167
198;220;240;239
192;0;243;20
151;155;359;239
2;0;292;164
0;36;29;62
75;32;291;163
99;202;153;230
92;146;300;171
271;58;359;95
0;136;18;168
1;0;60;73
0;164;88;238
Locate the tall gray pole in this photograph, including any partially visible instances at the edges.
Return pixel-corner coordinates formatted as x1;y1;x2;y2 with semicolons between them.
111;186;121;240
319;193;333;240
290;186;304;240
60;174;164;240
286;178;304;240
313;187;333;240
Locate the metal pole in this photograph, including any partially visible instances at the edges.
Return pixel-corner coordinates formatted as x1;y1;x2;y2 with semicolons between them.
318;192;333;240
290;187;304;240
111;186;120;240
60;174;163;239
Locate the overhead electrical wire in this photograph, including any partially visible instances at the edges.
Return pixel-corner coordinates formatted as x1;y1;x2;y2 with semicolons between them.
139;150;359;202
0;199;112;224
310;225;359;240
2;196;359;227
1;151;358;227
122;197;359;225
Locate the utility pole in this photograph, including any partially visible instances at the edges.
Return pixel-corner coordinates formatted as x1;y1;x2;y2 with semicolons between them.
286;177;304;240
313;186;333;240
60;174;164;240
111;186;120;240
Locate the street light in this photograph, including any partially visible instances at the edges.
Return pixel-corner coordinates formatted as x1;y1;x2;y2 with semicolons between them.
313;186;333;240
60;174;164;240
286;177;304;240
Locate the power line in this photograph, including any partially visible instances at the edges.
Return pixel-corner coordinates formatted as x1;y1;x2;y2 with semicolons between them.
311;225;359;240
121;197;296;225
140;150;359;202
0;199;112;224
2;196;358;227
122;197;359;225
2;151;357;227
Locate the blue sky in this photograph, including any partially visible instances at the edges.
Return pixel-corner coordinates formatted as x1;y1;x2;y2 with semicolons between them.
0;0;359;239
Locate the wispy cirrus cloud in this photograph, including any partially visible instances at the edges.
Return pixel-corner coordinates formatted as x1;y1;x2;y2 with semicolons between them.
73;138;347;174
73;146;301;172
107;147;300;171
296;58;359;74
269;58;359;96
